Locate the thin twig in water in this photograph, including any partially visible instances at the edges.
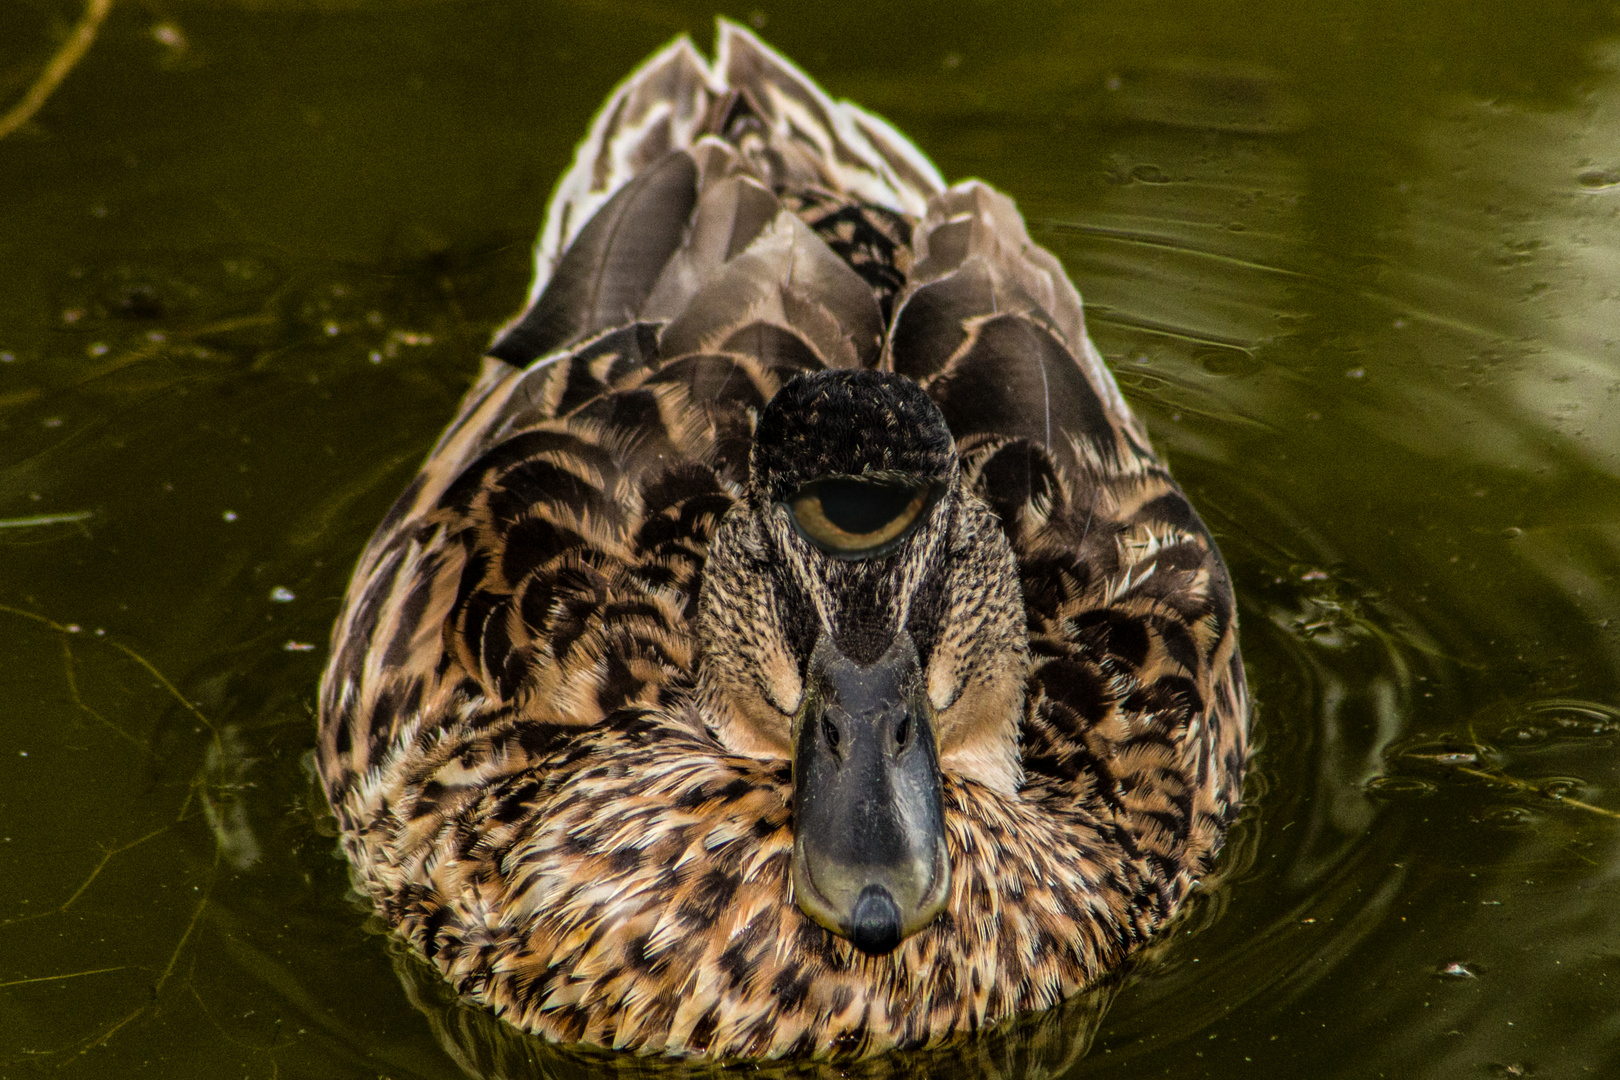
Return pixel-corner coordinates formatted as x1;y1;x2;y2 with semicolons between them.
107;638;221;752
0;0;115;141
0;603;154;751
0;821;180;928
58;635;152;752
1458;713;1620;822
0;602;231;1067
1453;765;1620;821
0;966;125;990
75;314;276;388
0;511;93;529
59;1005;144;1063
152;846;220;997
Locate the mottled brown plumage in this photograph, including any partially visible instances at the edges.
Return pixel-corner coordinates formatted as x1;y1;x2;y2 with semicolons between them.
318;22;1248;1061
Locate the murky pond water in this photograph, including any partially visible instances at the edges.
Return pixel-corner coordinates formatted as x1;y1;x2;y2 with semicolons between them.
4;1;1620;1077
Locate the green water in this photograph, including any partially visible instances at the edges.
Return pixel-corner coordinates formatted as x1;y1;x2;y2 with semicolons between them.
3;1;1620;1076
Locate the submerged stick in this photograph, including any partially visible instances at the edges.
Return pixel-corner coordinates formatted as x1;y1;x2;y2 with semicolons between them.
0;0;116;141
0;511;93;528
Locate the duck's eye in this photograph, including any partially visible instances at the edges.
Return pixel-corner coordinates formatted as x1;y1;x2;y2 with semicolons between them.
786;477;939;558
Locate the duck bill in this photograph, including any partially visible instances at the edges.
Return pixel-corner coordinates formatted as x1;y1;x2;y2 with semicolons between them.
790;632;950;955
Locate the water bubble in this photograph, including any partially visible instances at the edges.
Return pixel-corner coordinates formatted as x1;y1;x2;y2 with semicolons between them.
151;21;188;52
1521;700;1620;738
1501;725;1547;745
1365;776;1438;798
283;641;316;653
1478;805;1536;829
1537;776;1587;800
270;586;295;603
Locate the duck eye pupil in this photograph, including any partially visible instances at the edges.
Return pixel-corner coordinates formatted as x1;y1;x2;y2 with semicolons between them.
815;479;918;535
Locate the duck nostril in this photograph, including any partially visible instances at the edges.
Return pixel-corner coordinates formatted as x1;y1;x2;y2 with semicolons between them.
822;714;841;753
894;715;909;748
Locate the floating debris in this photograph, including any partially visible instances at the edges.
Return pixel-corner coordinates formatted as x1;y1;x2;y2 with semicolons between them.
1434;961;1480;980
269;586;295;602
0;510;92;529
150;21;188;54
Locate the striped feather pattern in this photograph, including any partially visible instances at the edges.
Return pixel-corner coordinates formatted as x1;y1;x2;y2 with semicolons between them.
318;21;1249;1060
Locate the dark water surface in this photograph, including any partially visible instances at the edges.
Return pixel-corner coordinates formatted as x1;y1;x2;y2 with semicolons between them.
4;1;1620;1077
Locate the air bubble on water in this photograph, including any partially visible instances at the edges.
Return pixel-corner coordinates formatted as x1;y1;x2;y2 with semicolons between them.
1365;775;1438;798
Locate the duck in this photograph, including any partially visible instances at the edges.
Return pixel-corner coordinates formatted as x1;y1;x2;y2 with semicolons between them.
317;21;1249;1061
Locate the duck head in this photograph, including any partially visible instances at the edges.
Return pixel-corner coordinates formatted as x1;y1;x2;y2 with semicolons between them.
698;369;1029;955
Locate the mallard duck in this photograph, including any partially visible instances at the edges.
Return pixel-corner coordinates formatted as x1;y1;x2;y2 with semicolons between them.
317;22;1249;1061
